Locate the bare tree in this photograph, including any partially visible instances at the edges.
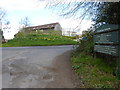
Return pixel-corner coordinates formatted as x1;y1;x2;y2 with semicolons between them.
44;1;101;19
0;8;6;30
3;21;11;33
0;8;7;41
19;17;31;28
39;0;103;31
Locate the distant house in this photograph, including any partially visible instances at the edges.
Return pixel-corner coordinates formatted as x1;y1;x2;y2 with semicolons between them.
22;22;62;35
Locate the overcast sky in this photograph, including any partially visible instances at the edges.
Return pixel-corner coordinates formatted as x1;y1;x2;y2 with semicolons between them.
0;0;94;39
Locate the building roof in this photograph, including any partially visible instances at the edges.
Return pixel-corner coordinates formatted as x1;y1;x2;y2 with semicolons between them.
24;22;60;30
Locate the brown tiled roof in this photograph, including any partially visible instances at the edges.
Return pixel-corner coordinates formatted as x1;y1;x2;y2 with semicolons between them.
25;22;59;30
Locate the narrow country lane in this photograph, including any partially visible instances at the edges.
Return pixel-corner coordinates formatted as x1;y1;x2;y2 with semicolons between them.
1;45;82;88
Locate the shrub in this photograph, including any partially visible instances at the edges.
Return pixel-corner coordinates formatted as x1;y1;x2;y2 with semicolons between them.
75;29;94;55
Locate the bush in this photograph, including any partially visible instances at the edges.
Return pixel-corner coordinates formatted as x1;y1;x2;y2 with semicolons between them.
62;36;77;39
75;30;94;55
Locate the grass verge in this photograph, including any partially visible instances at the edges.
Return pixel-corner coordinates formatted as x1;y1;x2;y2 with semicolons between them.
2;34;76;47
71;52;118;88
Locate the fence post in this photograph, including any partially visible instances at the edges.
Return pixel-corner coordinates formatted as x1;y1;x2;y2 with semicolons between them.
118;26;120;79
116;26;120;88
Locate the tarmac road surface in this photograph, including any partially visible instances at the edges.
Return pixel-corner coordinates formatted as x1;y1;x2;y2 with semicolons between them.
1;45;82;88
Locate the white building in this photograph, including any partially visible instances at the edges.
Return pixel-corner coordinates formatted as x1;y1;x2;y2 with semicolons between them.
62;28;77;36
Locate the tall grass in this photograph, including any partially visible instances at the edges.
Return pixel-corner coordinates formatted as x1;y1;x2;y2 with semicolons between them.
71;52;118;88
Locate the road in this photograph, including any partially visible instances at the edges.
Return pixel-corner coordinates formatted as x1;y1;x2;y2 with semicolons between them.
1;45;81;88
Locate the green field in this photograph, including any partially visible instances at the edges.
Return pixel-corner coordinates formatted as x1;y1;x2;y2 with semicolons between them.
2;33;76;47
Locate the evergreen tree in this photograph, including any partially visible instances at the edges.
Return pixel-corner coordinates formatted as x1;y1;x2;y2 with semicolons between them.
93;2;120;26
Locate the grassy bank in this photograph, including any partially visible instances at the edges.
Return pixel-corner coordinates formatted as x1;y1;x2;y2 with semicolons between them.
71;52;118;88
2;34;76;47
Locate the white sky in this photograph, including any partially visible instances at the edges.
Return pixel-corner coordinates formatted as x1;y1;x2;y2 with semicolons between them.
0;0;94;39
